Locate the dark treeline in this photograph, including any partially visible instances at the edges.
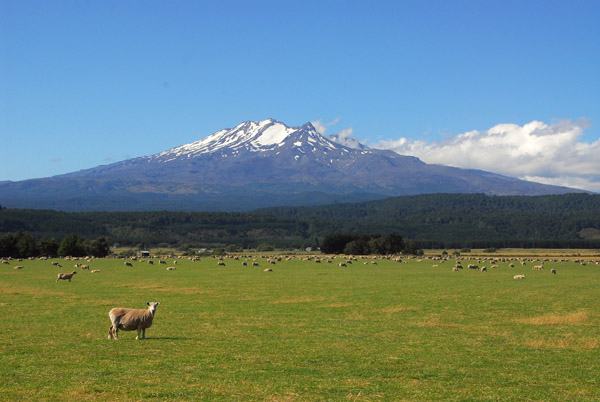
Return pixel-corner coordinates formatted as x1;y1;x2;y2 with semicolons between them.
320;233;421;255
1;193;600;255
0;231;110;258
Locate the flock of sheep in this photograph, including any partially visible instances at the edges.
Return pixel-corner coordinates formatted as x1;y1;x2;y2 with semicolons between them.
4;253;600;340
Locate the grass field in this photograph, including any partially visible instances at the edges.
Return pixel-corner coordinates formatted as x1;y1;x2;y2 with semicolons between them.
1;255;599;401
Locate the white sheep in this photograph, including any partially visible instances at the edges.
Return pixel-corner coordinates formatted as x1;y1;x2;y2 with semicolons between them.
56;271;77;282
513;274;526;280
108;302;160;340
91;269;101;273
166;266;176;270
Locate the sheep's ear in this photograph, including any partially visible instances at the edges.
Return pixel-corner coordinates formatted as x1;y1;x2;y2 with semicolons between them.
156;302;160;305
147;302;150;306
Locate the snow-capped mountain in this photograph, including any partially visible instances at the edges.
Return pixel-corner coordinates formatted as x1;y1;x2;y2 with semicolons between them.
0;119;585;211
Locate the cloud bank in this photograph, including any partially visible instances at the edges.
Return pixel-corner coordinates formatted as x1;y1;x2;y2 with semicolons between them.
373;119;600;193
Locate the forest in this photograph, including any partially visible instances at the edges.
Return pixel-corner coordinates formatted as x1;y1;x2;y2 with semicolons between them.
1;193;599;257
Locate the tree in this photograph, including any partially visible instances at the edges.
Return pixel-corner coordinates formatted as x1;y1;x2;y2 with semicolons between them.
15;232;38;258
88;237;110;257
39;237;59;257
58;234;87;257
256;243;274;252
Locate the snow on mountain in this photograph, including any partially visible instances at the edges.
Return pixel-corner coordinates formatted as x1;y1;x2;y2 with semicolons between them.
153;119;344;162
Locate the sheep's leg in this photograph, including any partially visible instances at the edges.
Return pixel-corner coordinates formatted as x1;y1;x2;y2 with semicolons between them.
142;328;146;339
108;326;114;339
136;327;141;340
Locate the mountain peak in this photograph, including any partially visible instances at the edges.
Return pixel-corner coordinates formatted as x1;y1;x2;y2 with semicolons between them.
153;119;351;161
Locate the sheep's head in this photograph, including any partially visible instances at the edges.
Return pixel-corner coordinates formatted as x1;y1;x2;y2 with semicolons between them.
147;302;160;314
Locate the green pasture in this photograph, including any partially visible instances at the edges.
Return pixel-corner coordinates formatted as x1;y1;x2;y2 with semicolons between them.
1;256;599;401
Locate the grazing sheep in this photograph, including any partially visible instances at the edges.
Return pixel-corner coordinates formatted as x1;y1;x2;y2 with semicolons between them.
108;302;160;340
481;266;487;272
124;261;133;267
217;261;226;266
81;264;90;270
509;263;515;268
148;260;154;265
468;264;478;270
159;260;166;264
14;265;24;270
166;267;176;271
452;267;460;272
91;269;101;273
264;268;273;272
338;262;347;267
513;274;526;280
533;265;544;270
56;271;77;282
252;261;259;266
551;269;557;275
242;261;247;266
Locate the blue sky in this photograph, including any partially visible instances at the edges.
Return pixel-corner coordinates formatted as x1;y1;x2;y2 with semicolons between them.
1;1;599;190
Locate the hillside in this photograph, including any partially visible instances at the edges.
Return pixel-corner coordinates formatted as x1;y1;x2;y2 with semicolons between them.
1;193;600;250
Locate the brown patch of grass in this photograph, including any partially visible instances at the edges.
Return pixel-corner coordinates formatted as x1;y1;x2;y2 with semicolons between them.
271;297;326;304
326;302;355;308
417;313;459;328
0;282;69;297
515;310;589;326
381;305;418;313
523;335;598;350
116;283;212;295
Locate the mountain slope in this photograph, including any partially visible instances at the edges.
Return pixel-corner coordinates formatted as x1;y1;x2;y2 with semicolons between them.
0;119;585;211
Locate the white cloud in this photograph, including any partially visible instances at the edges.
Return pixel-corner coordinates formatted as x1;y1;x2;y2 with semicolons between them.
311;117;340;135
373;119;600;193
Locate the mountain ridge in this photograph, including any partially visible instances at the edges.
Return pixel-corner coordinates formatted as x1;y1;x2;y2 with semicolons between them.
0;119;586;211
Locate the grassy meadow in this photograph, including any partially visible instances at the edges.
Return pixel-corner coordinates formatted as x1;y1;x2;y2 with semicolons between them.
1;254;600;401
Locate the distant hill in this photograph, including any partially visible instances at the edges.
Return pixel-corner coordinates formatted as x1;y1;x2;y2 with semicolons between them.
0;119;586;212
1;193;599;249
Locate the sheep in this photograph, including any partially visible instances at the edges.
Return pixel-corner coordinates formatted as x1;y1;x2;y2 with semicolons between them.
242;261;247;266
148;260;154;265
551;269;557;275
124;261;133;267
338;262;347;267
481;266;487;272
452;267;460;272
81;264;90;270
468;264;478;270
217;261;226;266
108;302;160;340
14;265;24;270
252;261;259;266
166;267;176;271
533;265;544;270
264;268;273;272
513;274;526;280
56;271;77;283
91;269;101;273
